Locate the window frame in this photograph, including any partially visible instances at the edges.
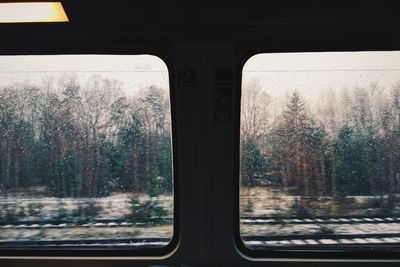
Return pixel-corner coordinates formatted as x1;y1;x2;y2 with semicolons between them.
234;47;400;260
0;44;180;258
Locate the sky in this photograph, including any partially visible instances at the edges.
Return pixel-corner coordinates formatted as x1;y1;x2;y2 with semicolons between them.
0;54;169;96
243;51;400;102
1;51;400;103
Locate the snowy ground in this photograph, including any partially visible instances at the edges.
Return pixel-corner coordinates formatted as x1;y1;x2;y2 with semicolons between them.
2;186;400;244
0;192;173;221
240;186;400;237
241;222;400;236
0;192;173;242
240;186;400;218
0;225;173;242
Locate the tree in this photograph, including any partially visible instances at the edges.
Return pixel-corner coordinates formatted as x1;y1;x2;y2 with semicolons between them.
137;86;172;193
118;112;145;192
268;91;327;196
0;78;174;198
333;125;370;195
241;138;268;186
241;78;271;142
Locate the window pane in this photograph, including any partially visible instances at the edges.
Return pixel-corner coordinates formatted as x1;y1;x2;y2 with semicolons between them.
240;52;400;250
0;55;173;249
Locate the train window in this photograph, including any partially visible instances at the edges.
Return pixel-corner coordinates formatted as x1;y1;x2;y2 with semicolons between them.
0;55;174;254
240;51;400;253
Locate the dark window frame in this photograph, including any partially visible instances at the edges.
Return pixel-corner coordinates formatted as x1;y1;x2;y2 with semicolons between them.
233;39;400;260
0;44;179;258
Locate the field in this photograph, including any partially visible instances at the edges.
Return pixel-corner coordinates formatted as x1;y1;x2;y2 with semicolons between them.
1;186;400;244
0;190;173;242
240;186;400;237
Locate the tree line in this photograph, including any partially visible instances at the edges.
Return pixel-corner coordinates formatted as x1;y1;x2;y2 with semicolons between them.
0;76;172;198
241;79;400;200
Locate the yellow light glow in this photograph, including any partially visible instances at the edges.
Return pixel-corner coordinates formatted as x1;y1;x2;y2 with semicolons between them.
0;2;69;23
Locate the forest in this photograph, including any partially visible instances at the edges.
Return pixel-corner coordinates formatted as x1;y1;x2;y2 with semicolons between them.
241;78;400;208
0;75;173;199
2;74;400;204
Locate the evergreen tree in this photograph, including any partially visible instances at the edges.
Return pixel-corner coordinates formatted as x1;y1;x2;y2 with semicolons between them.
241;138;268;186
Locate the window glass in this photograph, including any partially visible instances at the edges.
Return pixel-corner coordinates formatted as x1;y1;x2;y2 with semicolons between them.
0;55;173;249
240;52;400;250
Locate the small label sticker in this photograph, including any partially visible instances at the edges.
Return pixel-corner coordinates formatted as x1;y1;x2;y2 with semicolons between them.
178;68;196;87
214;68;233;86
214;68;233;122
214;87;232;122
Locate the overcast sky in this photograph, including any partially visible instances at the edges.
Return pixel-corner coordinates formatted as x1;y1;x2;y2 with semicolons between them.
0;54;169;96
243;51;400;103
1;52;399;103
241;51;400;123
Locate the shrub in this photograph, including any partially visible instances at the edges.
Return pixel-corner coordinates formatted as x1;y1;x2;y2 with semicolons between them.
1;204;19;223
125;196;167;224
243;197;253;213
317;224;335;235
70;202;102;222
27;203;43;217
289;198;314;218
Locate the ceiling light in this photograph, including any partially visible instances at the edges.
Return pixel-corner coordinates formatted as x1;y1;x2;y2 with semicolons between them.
0;2;69;23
